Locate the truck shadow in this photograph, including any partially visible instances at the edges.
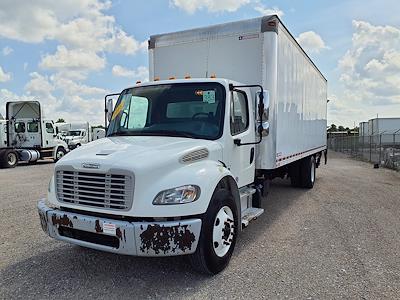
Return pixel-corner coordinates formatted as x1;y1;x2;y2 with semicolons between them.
0;178;312;298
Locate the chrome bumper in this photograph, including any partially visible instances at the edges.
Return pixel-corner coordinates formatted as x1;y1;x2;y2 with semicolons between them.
38;200;201;256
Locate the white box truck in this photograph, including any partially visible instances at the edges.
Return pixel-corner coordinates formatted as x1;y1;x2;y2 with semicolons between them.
38;16;327;274
0;101;69;168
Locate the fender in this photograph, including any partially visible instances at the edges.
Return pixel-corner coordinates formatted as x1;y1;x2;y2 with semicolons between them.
116;159;240;219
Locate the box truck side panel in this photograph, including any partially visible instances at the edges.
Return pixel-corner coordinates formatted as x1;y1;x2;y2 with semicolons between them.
274;24;327;168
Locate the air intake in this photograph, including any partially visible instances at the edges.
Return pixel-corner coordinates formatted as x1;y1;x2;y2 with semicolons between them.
180;148;209;164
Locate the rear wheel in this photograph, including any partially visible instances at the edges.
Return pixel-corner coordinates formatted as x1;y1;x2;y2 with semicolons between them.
1;150;18;168
189;188;238;275
300;155;316;189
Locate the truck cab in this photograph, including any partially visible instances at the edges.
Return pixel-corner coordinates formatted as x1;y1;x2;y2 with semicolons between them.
0;101;69;168
38;79;269;274
64;129;88;149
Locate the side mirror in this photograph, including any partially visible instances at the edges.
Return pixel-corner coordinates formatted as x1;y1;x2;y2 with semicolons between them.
256;90;270;136
106;99;114;122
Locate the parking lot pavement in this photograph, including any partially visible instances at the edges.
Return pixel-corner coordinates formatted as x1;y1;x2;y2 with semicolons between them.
1;152;400;299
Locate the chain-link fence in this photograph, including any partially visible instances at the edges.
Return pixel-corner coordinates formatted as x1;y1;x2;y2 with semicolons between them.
328;133;400;171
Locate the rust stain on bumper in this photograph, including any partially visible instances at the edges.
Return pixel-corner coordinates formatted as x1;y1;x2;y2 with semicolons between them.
51;214;73;228
139;224;196;255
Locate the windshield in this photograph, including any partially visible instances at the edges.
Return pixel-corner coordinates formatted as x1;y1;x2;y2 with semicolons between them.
68;130;82;136
107;83;226;140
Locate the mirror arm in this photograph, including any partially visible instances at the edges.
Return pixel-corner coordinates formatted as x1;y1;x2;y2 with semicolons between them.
104;93;120;129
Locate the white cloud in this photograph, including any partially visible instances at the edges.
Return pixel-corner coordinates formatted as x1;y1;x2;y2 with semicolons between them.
2;46;13;56
0;66;12;82
112;65;149;81
40;45;106;73
0;0;144;55
330;20;400;126
296;31;328;54
170;0;250;14
254;4;284;18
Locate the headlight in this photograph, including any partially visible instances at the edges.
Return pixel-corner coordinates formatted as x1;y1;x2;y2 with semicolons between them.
153;185;200;205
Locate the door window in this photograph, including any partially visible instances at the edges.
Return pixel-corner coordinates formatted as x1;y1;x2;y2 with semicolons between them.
46;123;54;134
15;122;26;133
27;121;39;132
230;91;249;135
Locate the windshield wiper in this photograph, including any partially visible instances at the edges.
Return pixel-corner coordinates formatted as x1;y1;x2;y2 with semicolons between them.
107;131;133;137
144;130;195;138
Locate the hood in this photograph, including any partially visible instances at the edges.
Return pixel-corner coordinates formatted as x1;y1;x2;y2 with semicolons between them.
58;136;223;172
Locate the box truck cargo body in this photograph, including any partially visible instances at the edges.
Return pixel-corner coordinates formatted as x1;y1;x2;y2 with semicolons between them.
149;15;327;169
38;16;328;274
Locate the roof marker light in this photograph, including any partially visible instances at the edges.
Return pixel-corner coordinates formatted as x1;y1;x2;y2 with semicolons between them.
154;77;160;81
210;74;216;78
185;74;191;79
169;76;176;80
136;80;141;84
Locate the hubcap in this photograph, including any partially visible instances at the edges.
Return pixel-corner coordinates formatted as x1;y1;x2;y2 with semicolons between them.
57;150;64;160
212;206;235;257
7;153;17;165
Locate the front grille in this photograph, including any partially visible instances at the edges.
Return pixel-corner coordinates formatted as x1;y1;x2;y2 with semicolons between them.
56;170;134;211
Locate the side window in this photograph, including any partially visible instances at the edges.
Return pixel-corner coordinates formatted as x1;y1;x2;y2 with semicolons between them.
27;121;39;133
230;91;249;135
15;122;26;133
46;123;54;134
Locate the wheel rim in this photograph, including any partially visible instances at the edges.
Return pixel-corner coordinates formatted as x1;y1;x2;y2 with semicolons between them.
7;152;17;165
311;159;315;183
56;150;64;160
212;206;235;257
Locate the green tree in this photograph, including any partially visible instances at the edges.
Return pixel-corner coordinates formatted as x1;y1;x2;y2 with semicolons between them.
56;118;65;123
328;124;337;132
338;125;345;131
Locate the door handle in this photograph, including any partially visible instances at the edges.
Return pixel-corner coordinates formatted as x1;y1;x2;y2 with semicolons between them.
250;147;255;164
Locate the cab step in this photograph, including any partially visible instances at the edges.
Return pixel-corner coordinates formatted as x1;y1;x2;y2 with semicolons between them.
241;207;264;228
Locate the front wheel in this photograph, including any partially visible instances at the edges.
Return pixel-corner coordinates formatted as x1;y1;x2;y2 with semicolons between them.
189;188;238;275
54;147;66;162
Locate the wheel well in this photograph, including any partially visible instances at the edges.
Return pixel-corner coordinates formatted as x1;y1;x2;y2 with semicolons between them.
215;176;242;232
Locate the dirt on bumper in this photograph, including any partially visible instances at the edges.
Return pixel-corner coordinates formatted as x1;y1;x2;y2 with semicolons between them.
37;199;201;256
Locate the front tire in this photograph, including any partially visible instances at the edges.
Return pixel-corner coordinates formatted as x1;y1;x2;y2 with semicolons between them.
1;150;18;168
54;147;66;162
189;188;238;275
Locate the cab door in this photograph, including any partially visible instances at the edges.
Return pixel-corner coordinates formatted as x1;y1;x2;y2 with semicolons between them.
42;121;56;148
225;89;256;187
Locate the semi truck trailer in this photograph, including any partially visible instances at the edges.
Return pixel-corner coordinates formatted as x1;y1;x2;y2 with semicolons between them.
38;15;327;274
0;101;69;168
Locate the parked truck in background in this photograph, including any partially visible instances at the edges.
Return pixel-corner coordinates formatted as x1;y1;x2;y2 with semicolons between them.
0;101;69;168
56;122;106;149
38;15;327;274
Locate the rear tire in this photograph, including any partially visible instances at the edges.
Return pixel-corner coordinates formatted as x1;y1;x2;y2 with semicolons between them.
189;188;238;275
0;150;18;168
300;155;316;189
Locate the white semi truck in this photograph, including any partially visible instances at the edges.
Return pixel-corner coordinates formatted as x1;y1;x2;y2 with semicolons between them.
56;122;106;149
38;16;327;274
0;101;69;168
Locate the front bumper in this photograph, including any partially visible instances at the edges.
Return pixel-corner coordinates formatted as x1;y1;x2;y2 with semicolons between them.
38;200;201;256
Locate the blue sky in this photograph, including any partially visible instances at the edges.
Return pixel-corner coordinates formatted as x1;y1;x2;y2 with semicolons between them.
0;0;399;126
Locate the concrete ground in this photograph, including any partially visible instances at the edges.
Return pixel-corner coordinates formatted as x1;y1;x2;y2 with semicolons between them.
0;152;399;299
